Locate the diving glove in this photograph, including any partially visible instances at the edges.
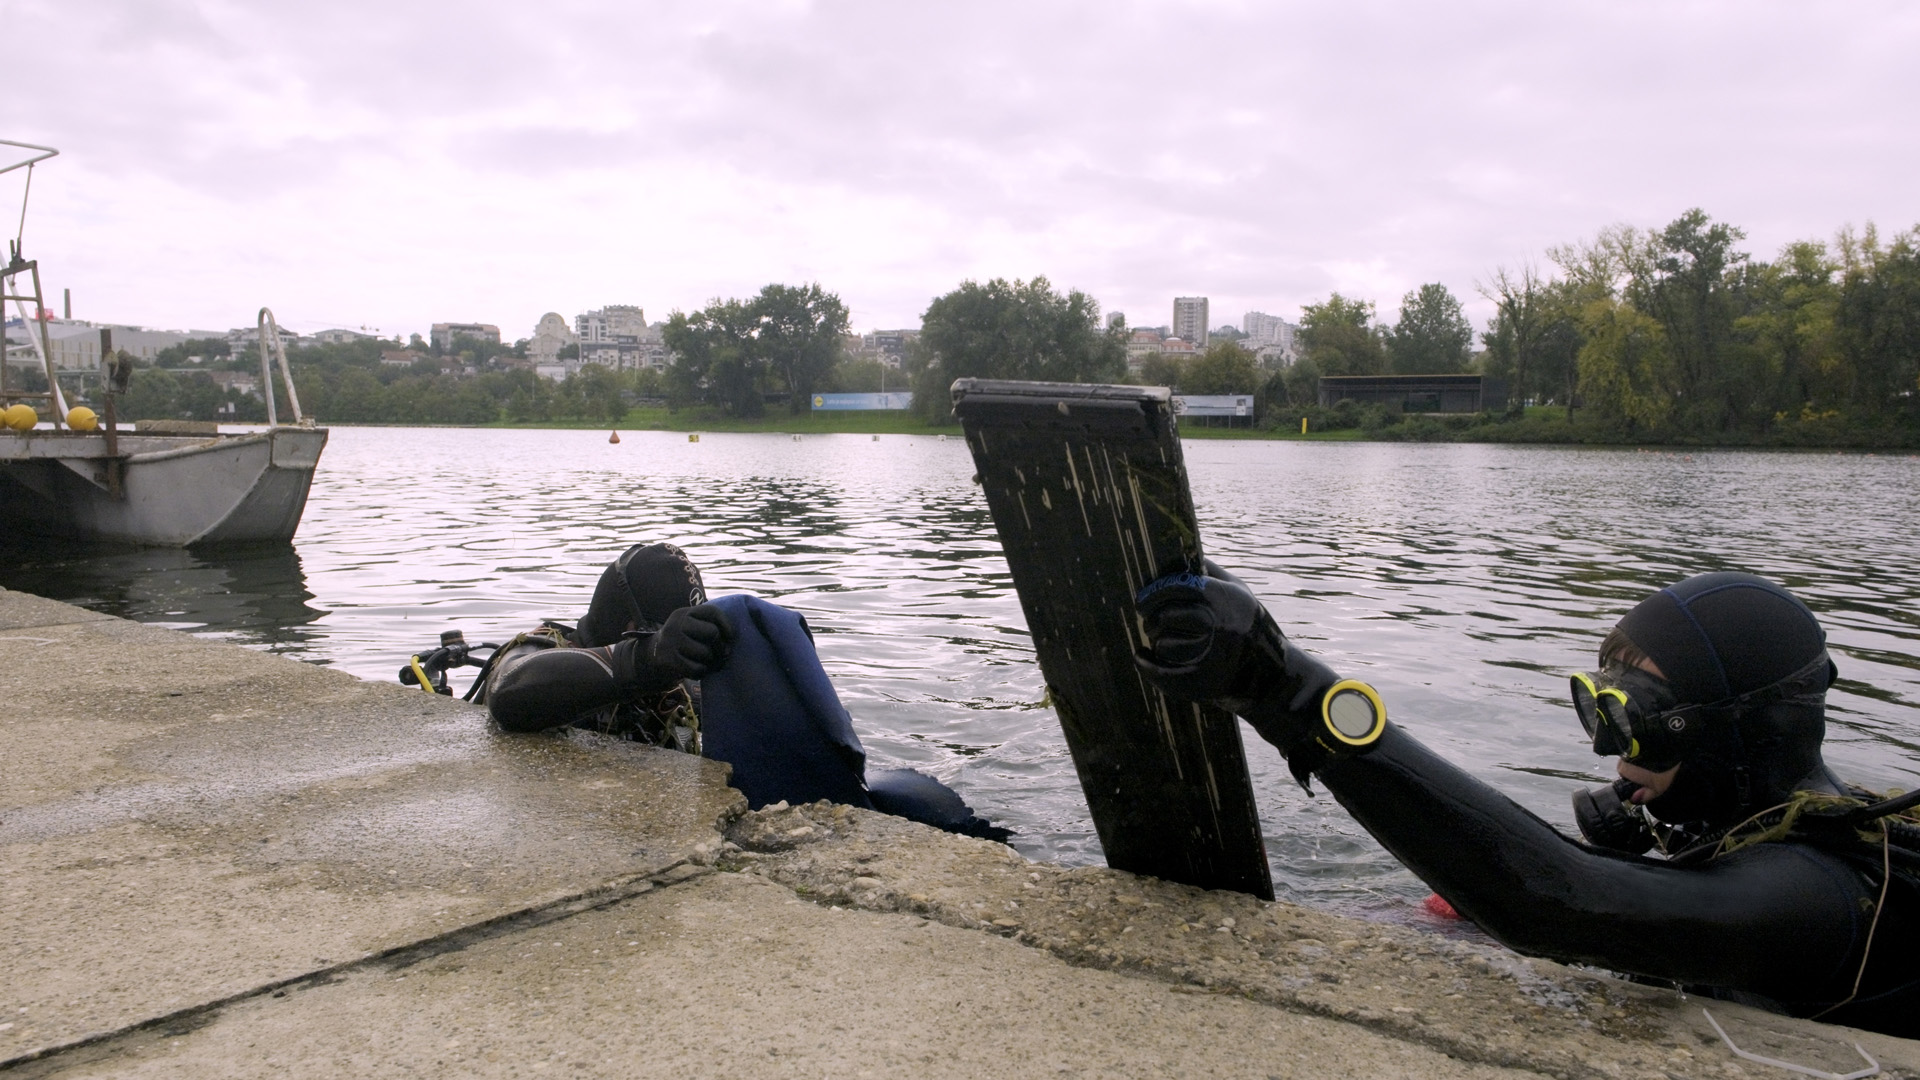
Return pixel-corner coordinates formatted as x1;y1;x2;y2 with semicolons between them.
612;602;737;692
1133;569;1387;790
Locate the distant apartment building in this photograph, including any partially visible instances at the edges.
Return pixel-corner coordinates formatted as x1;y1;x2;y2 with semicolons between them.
227;324;308;351
381;349;427;367
310;328;378;345
570;305;668;375
1172;297;1209;348
430;322;501;352
1242;310;1301;366
1125;329;1166;369
862;329;918;368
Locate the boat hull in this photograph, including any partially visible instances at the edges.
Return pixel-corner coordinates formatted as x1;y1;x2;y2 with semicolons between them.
0;427;328;546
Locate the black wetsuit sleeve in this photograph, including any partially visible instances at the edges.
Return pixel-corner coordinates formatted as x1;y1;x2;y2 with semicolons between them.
484;641;623;733
1316;723;1873;1001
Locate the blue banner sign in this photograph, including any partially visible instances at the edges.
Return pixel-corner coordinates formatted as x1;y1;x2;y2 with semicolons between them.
1174;395;1254;417
811;392;915;411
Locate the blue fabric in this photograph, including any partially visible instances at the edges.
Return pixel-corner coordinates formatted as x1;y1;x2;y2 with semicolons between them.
868;768;1012;842
698;595;873;810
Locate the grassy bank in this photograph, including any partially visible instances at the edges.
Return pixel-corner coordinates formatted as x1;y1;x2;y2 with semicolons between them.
477;403;1917;449
490;407;961;436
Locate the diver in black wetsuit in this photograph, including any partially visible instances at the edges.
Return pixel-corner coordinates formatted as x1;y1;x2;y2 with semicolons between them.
477;541;1007;840
1133;568;1919;1038
480;542;735;742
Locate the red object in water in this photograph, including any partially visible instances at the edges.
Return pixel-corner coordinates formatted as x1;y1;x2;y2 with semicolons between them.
1423;893;1462;919
609;431;621;444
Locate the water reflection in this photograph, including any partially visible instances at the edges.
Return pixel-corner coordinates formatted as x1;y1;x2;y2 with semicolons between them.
7;427;1918;924
0;539;324;654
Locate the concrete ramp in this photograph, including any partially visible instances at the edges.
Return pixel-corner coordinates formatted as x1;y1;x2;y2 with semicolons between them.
0;587;739;1060
4;586;1915;1079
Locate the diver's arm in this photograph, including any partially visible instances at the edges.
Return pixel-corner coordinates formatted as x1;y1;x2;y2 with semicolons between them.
1132;571;1871;997
486;604;738;733
1317;723;1870;995
485;641;631;732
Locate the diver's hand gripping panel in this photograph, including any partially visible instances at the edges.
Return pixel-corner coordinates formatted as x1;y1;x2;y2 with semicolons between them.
952;379;1273;899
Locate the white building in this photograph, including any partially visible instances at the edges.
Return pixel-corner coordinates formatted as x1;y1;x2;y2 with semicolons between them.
1172;297;1210;348
1242;311;1301;367
527;312;578;367
6;319;212;370
571;305;667;374
310;328;378;345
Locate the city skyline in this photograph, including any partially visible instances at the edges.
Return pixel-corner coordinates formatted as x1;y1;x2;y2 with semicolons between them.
8;2;1916;343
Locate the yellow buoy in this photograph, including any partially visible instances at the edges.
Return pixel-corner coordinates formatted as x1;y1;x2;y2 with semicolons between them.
3;403;38;431
688;433;700;443
67;406;99;431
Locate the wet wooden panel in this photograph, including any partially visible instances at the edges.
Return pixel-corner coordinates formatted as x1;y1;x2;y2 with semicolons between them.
952;379;1272;899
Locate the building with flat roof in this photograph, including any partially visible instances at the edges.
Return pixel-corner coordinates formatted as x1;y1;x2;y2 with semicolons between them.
1172;297;1209;348
569;306;668;375
430;322;501;352
1317;374;1506;414
6;320;209;370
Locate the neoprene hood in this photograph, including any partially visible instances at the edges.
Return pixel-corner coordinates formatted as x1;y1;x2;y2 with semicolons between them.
575;542;707;647
1609;571;1838;826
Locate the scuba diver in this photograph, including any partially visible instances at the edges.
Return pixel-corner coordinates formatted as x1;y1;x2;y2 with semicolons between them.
408;542;1005;841
1133;567;1918;1038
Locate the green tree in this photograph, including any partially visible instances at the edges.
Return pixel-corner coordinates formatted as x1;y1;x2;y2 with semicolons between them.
1576;298;1671;432
154;337;231;366
663;298;762;416
1835;224;1920;416
1182;341;1257;394
120;368;180;420
1642;209;1748;428
1387;283;1472;373
1730;240;1842;420
909;277;1125;422
752;283;850;414
1136;352;1184;389
1298;294;1386;375
569;364;630;423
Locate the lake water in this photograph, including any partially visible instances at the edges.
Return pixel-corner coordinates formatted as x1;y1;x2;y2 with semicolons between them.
6;427;1918;924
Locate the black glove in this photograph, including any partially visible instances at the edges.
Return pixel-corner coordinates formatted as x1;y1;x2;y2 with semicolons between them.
1133;569;1378;790
613;602;736;691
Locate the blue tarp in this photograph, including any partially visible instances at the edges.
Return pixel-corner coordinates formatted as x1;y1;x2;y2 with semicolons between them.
698;595;871;809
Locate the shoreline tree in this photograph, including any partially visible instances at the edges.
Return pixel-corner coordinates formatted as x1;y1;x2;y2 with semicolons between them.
907;277;1125;423
1387;283;1473;374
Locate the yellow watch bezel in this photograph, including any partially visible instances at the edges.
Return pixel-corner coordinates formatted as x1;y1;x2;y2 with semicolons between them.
1320;679;1387;748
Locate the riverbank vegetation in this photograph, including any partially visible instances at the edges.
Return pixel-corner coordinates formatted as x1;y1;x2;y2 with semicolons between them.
88;211;1917;447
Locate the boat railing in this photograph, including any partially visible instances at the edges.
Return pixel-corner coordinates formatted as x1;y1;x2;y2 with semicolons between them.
256;307;308;426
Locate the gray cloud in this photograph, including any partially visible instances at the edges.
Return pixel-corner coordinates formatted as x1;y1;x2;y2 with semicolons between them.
12;0;1918;335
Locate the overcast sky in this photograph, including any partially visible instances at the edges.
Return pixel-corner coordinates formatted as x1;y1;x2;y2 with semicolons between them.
10;1;1918;341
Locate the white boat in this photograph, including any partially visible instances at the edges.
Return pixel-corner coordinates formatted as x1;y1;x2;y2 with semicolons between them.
0;138;328;546
0;423;328;545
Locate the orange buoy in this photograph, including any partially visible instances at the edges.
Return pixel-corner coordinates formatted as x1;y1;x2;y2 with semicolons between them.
609;431;621;444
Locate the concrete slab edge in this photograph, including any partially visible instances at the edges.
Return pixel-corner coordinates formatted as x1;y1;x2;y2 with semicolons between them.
0;861;713;1076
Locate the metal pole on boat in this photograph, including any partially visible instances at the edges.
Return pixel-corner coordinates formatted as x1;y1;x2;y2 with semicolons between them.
257;308;279;426
100;328;124;498
256;307;305;425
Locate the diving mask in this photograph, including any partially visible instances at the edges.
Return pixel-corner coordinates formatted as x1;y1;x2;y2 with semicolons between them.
1569;652;1834;768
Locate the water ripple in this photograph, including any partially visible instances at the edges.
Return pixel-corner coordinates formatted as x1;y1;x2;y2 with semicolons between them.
4;428;1916;920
